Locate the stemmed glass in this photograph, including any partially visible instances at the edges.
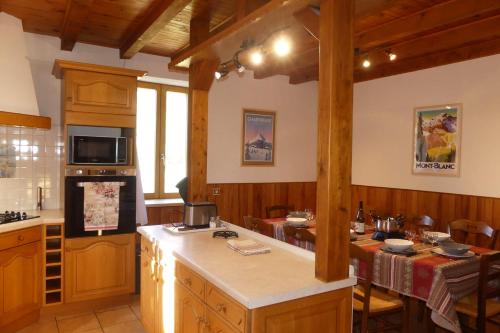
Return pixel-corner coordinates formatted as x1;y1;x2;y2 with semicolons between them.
427;232;439;246
405;230;416;242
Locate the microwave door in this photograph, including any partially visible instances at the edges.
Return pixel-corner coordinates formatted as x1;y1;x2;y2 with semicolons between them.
73;136;117;164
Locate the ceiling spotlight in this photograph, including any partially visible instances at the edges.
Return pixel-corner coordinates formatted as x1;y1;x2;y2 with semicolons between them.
273;36;291;57
250;50;264;66
386;49;397;61
214;64;229;80
362;59;371;68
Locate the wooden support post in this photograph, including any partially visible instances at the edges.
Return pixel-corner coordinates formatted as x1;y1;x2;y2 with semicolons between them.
315;0;354;282
187;60;218;202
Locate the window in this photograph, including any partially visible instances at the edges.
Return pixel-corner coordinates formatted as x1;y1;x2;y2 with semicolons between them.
137;82;188;199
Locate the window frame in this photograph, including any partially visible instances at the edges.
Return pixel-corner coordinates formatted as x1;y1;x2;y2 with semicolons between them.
137;81;188;200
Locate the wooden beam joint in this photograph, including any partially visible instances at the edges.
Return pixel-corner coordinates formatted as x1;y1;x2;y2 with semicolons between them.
60;0;94;51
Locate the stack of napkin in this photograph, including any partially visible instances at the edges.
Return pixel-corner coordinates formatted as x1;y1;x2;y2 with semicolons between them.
227;239;271;256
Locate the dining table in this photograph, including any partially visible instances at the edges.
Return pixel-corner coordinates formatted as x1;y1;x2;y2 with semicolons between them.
262;217;316;251
261;218;498;333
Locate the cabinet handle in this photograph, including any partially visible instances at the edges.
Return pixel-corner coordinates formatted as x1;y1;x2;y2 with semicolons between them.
17;235;25;241
216;303;227;313
184;277;192;286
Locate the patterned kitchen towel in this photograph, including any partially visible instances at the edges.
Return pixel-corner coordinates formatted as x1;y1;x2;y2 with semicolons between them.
83;182;120;231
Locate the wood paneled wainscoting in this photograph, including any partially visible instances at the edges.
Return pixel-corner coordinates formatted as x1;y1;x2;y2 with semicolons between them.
207;182;317;227
352;185;500;249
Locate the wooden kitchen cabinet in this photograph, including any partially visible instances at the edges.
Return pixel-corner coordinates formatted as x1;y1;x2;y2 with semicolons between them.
0;227;42;333
65;234;135;303
175;280;206;333
140;236;352;333
140;239;157;333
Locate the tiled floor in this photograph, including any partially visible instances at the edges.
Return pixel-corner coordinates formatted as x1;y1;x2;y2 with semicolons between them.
17;299;144;333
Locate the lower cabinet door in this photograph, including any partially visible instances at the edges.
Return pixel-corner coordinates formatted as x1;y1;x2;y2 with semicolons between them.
205;309;239;333
0;241;42;327
140;251;156;333
175;280;205;333
65;234;135;302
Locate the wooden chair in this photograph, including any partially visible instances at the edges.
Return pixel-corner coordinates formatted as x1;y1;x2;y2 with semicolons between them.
283;225;316;245
350;243;406;333
448;219;498;249
265;204;294;218
455;251;500;332
242;216;274;237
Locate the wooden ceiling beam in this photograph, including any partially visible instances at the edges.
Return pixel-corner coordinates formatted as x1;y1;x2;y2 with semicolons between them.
60;0;94;51
120;0;191;59
355;0;500;51
293;6;319;40
289;64;318;84
169;0;291;68
354;37;500;82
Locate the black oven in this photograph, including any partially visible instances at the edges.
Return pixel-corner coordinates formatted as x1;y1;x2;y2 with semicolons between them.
69;135;127;165
64;174;136;238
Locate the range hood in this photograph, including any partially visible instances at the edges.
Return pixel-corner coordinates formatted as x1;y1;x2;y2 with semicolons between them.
0;13;51;129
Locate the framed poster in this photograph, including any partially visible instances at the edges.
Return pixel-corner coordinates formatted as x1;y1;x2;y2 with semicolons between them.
242;109;276;166
413;103;462;176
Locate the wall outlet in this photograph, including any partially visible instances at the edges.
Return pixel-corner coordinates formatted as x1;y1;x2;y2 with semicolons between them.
212;187;221;196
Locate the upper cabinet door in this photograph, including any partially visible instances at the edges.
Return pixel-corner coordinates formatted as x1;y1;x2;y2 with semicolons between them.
64;70;137;115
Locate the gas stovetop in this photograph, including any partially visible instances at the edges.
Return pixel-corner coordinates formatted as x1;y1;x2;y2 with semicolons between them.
0;211;40;224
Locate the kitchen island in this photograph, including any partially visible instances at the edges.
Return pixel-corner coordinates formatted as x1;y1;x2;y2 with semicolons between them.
138;223;356;333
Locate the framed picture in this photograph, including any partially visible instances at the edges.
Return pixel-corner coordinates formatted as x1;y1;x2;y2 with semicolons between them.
241;109;276;166
412;103;462;176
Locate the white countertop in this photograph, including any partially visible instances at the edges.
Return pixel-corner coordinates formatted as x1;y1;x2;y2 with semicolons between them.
137;223;356;309
0;209;64;233
145;198;184;207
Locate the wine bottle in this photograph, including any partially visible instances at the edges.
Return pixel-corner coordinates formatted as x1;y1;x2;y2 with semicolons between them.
355;201;365;235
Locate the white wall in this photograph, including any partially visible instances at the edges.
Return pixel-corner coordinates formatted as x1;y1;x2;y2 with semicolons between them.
352;54;500;198
23;32;188;125
207;72;318;183
23;33;318;187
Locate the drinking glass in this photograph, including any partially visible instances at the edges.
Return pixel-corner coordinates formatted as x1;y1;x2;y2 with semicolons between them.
428;232;438;246
405;230;416;242
305;208;314;221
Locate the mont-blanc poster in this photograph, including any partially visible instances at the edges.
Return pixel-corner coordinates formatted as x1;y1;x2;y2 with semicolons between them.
242;109;275;166
413;104;462;176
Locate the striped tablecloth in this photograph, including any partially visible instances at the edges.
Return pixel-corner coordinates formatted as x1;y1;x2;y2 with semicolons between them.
262;218;316;251
352;235;496;332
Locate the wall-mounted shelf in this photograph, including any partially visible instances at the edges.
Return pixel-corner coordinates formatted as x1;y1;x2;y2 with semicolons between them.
43;224;64;306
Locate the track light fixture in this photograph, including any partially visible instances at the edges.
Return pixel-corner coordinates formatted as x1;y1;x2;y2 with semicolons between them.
250;50;264;66
273;36;291;57
362;59;371;68
386;49;397;61
214;63;229;80
233;51;246;73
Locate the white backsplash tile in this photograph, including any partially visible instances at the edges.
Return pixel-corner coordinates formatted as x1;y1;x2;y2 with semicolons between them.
0;125;62;211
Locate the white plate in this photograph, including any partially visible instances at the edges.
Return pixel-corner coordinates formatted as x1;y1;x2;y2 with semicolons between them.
431;247;475;258
286;217;307;225
384;239;414;252
424;231;451;242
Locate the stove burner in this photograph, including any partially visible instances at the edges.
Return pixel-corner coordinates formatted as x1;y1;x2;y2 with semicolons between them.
213;230;238;239
0;211;40;224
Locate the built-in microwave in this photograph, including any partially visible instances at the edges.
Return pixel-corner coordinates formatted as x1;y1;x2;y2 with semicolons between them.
69;135;127;165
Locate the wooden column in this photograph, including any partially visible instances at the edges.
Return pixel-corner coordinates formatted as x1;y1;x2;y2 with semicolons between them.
187;60;218;202
315;0;354;281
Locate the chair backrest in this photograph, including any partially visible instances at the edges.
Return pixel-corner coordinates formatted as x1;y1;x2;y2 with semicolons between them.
448;219;498;249
414;215;435;230
243;216;257;231
349;243;374;332
283;225;316;244
476;251;500;332
265;204;294;218
243;216;274;237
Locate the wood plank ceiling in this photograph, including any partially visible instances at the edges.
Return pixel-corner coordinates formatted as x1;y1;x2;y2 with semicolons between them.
1;0;499;84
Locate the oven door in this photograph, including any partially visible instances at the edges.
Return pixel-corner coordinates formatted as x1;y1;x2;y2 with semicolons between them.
64;175;136;238
71;136;118;164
